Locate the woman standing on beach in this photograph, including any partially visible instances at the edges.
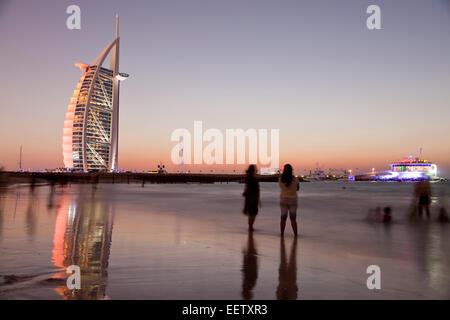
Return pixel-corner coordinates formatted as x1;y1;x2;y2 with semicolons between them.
279;164;299;237
243;165;260;232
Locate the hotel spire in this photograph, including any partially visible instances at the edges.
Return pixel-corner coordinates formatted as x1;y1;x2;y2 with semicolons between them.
116;13;119;39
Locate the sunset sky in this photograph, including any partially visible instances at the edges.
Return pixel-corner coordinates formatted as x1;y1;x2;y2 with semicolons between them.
0;0;449;176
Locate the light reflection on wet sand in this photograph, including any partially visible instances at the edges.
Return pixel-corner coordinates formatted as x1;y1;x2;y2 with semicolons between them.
0;182;449;299
51;190;113;299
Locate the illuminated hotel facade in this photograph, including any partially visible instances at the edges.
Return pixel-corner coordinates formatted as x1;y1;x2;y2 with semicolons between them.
63;14;128;171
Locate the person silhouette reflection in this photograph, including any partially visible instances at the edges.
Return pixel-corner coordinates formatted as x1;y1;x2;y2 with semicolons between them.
91;172;100;196
25;187;38;239
276;238;298;300
47;177;56;209
241;232;258;300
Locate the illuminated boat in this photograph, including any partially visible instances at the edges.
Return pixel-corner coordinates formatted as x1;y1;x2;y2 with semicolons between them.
388;157;437;180
351;155;438;181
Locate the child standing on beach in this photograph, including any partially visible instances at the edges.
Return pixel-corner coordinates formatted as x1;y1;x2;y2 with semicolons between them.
279;164;299;237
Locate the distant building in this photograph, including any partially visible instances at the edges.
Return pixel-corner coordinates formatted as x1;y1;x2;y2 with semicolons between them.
260;167;280;175
63;14;128;171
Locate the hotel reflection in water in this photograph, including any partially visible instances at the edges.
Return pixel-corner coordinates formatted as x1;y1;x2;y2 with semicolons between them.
52;192;114;299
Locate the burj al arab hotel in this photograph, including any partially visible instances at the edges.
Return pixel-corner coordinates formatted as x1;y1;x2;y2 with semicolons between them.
63;14;128;172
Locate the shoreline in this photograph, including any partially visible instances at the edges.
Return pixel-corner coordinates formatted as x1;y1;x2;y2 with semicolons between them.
1;171;287;185
1;171;448;188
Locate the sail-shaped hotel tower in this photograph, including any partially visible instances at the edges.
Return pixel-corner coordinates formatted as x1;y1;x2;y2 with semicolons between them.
63;15;128;171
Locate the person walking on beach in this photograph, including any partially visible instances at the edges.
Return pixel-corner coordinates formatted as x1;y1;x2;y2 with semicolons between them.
414;180;431;218
279;164;299;237
243;165;260;232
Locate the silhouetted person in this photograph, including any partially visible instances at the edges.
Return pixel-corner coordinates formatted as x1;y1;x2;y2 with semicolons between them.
415;180;431;218
47;178;56;209
25;193;37;239
383;207;392;223
0;169;6;203
0;167;6;189
60;175;69;188
279;164;299;237
243;165;260;232
276;238;298;300
438;207;449;223
0;168;5;238
91;172;100;195
0;192;4;238
241;233;258;299
30;176;37;194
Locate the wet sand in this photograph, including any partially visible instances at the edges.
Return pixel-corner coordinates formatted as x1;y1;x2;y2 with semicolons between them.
0;181;449;299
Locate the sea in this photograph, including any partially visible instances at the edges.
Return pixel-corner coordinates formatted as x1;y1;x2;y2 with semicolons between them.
0;181;449;299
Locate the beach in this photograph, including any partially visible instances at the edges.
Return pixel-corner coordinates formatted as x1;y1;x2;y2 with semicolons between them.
0;181;449;299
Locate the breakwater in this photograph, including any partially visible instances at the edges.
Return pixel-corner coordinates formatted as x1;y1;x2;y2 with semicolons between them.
1;171;295;186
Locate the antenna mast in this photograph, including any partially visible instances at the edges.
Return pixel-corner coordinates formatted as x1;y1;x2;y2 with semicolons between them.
116;13;119;39
19;145;22;172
